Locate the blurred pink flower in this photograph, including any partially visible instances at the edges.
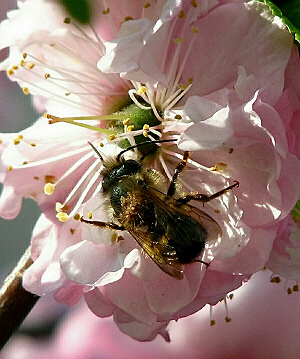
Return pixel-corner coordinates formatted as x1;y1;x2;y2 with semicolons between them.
0;0;300;341
1;270;300;359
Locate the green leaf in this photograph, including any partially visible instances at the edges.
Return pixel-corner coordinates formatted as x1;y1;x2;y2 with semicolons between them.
258;0;300;45
59;0;91;24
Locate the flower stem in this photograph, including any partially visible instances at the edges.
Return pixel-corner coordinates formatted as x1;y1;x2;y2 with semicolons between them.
0;246;39;349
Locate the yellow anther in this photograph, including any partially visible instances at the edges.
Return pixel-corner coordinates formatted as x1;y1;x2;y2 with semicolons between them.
123;118;131;125
65;92;71;96
225;317;231;323
30;143;36;147
23;53;27;59
178;84;188;90
33;176;39;180
20;60;26;66
18;135;23;139
127;125;134;131
138;86;147;95
142;124;150;130
74;213;81;221
210;163;228;173
191;0;198;7
64;17;71;24
179;10;185;18
23;87;30;95
192;26;199;34
56;202;64;212
174;114;182;120
210;320;216;326
7;69;14;76
173;37;184;44
45;73;50;79
123;16;133;22
188;78;194;84
12;65;19;70
7;165;13;171
70;228;76;235
143;131;149;138
23;161;28;165
56;212;69;222
102;8;110;15
44;183;55;195
144;2;151;8
13;139;20;145
28;63;35;69
99;142;104;147
88;211;93;219
109;134;116;141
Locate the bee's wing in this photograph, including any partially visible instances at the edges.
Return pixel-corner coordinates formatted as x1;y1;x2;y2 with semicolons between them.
149;187;222;243
128;229;184;280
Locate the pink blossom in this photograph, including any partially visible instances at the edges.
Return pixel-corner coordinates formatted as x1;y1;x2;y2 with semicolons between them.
1;270;300;359
0;0;300;341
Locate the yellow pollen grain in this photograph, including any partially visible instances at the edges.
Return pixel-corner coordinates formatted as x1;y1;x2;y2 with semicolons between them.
127;125;134;132
191;0;198;7
109;134;116;141
73;213;81;221
7;69;14;76
173;37;184;44
178;84;188;90
13;139;20;145
56;212;69;222
45;73;50;79
23;87;30;95
27;63;35;70
174;114;182;120
192;26;199;34
70;228;76;235
20;60;26;66
44;183;55;195
179;10;185;18
123;118;131;125
143;131;149;138
7;165;13;171
88;211;93;219
138;86;147;95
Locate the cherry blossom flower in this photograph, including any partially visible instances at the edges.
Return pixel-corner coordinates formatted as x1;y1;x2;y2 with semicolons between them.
0;0;300;341
1;270;300;359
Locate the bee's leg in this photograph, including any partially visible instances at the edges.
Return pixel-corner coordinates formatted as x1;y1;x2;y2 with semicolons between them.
177;181;239;205
80;217;125;231
167;151;190;197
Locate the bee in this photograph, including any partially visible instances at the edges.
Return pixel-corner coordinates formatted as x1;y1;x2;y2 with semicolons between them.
81;140;239;280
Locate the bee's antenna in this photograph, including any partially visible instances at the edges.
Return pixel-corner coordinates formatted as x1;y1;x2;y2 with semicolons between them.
88;141;104;162
116;139;175;161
